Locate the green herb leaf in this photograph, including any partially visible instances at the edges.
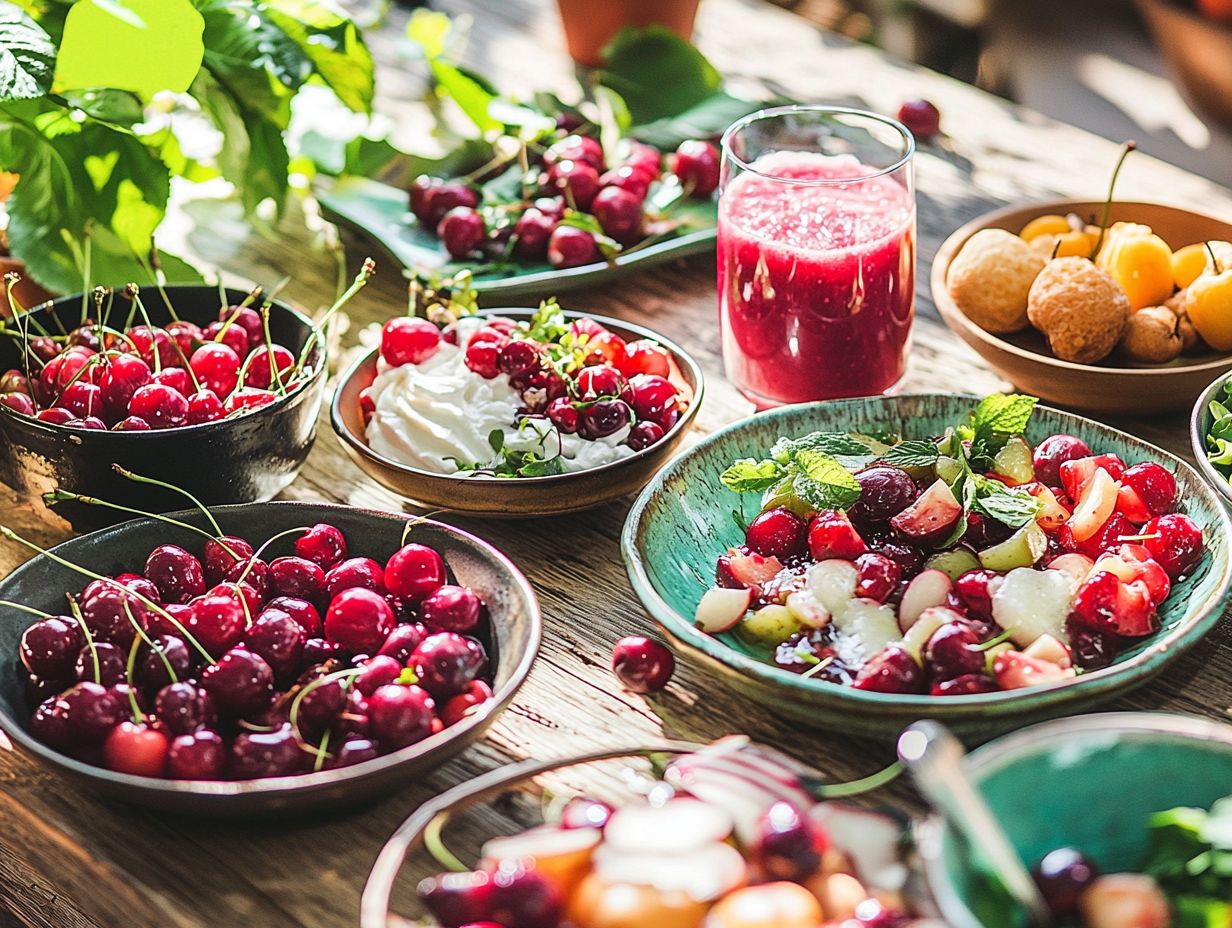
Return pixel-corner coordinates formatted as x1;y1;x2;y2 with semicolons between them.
772;432;874;460
791;450;862;510
880;440;941;468
967;393;1038;463
631;91;768;152
597;25;721;125
487;429;504;454
264;0;374;114
971;478;1041;528
0;4;55;101
720;458;783;493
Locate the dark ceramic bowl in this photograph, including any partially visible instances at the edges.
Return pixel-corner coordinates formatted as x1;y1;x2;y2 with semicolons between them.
0;501;541;816
623;394;1232;739
0;286;326;530
331;309;704;517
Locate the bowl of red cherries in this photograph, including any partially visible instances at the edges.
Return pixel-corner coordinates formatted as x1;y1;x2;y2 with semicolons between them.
0;500;540;814
0;283;330;529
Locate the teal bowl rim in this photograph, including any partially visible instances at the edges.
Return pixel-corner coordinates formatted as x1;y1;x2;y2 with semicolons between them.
917;710;1232;928
621;393;1232;715
1189;368;1232;506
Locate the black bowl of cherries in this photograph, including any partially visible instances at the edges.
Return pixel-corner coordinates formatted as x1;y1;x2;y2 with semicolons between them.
0;501;541;815
0;284;327;530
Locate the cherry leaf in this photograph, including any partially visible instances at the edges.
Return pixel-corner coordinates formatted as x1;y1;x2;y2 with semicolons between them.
0;6;55;101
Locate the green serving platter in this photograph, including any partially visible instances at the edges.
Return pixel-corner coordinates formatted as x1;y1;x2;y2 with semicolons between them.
317;177;718;301
919;711;1232;927
622;393;1232;739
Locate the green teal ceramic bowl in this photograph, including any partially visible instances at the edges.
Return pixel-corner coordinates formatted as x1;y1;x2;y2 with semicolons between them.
622;394;1232;739
920;711;1232;927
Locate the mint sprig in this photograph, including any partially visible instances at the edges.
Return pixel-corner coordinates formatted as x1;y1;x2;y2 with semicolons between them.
721;436;861;512
962;393;1038;468
879;440;940;468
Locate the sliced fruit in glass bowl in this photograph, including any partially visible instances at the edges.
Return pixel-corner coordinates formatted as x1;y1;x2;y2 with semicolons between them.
622;394;1232;738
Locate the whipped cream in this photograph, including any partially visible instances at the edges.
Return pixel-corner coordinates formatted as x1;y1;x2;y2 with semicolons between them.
365;318;637;476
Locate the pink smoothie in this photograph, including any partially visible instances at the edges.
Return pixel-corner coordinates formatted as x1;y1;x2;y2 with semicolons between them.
717;151;915;407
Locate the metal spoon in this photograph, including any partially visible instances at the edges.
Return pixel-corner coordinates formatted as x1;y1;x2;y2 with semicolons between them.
898;720;1054;927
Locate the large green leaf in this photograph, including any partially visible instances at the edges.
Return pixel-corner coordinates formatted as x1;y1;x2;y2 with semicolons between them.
54;0;205;97
631;91;768;150
0;4;55;101
598;25;722;125
264;0;374;114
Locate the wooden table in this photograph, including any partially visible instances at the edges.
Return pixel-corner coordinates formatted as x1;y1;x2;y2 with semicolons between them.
4;0;1232;925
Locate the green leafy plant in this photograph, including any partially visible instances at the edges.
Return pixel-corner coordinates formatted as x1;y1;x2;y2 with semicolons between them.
0;0;375;293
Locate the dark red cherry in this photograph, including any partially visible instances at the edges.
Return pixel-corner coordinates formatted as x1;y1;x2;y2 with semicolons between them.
745;507;808;559
611;636;674;694
1033;847;1099;917
244;612;306;680
199;648;274;717
144;544;206;605
547;225;599;269
409;632;488;699
385;544;446;604
154;682;216;735
324;588;394;654
295;523;347;569
1032;435;1091;488
203;535;254;585
512;208;556;259
136;634;194;690
58;681;124;744
75;641;127;685
852;646;925;693
186;593;246;657
420;585;481;633
264;595;322;636
229;723;304;779
324;735;380;769
166;729;226;779
128;383;189;429
376;623;427;663
669;140;720;197
19;616;83;678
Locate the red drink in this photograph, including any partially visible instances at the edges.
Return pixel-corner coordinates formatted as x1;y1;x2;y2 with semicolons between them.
718;149;915;407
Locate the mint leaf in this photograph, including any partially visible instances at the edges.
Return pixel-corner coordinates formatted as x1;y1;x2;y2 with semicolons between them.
972;480;1041;528
880;440;940;468
968;394;1038;463
791;450;861;510
721;458;783;493
772;432;874;460
0;5;55;101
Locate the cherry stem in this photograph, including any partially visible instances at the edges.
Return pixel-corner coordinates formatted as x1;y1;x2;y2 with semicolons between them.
145;245;179;322
816;759;903;798
124;284;163;375
43;490;241;560
79;233;93;327
800;655;835;680
66;595;101;685
293;258;376;378
260;307;287;396
0;599;51;618
288;667;363;750
399;510;450;546
123;632;145;723
1206;240;1222;273
110;466;224;537
123;598;179;687
974;627;1016;651
238;285;264;310
5;273;53;339
424;814;469;873
1089;140;1136;260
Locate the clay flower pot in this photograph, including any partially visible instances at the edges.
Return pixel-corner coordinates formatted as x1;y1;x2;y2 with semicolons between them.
556;0;702;67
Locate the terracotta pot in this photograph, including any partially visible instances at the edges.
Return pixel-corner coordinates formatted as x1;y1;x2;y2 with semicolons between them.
1137;0;1232;128
556;0;702;67
0;256;54;316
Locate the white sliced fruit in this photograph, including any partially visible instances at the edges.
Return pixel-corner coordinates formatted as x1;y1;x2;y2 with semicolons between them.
603;798;733;855
592;841;747;901
1048;552;1095;588
806;559;858;615
784;589;831;629
736;604;800;649
1029;483;1071;531
834;598;900;660
694;586;753;634
1068;467;1118;542
810;803;908;892
900;605;962;662
977;521;1048;571
897;569;953;631
923;548;981;582
1023;633;1073;668
992;567;1075;646
889;478;963;545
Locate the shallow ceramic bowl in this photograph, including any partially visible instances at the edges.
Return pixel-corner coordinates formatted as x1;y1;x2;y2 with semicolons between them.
0;286;326;530
932;200;1232;415
0;501;541;816
331;309;704;517
622;394;1232;739
920;711;1232;927
1189;368;1232;506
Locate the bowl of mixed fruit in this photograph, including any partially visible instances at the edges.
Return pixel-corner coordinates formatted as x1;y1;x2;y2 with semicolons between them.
0;283;329;529
332;296;702;516
361;736;942;928
920;711;1232;928
0;500;540;814
622;393;1232;738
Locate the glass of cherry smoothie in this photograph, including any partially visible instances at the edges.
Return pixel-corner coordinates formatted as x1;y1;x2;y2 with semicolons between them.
718;105;916;407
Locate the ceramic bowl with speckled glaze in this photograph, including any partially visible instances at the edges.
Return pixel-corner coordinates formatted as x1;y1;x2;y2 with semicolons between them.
919;711;1232;927
622;394;1232;739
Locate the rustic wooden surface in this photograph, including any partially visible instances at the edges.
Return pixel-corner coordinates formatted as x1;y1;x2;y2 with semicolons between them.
4;0;1232;926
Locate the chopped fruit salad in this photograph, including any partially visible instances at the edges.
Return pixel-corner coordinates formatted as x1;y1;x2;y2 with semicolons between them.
694;394;1203;695
1031;794;1232;927
10;517;494;780
0;285;322;431
415;737;938;928
361;300;692;477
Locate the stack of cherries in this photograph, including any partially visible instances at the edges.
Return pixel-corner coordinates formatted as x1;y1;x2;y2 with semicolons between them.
409;132;720;268
0;301;311;431
17;522;494;780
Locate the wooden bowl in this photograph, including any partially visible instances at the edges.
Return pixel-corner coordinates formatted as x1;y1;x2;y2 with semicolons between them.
331;309;704;517
1138;0;1232;129
0;502;541;816
931;200;1232;415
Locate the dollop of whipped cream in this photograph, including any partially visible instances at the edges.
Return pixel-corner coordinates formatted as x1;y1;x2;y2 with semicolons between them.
365;317;636;476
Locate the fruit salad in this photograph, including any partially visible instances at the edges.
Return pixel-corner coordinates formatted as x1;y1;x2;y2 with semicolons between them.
0;285;324;431
410;132;718;270
413;738;939;928
361;300;692;477
694;394;1204;695
11;518;494;779
1031;793;1232;927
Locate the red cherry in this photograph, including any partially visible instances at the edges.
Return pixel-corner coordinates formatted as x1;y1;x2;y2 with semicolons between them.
102;721;169;777
626;421;665;450
367;683;436;748
611;636;674;693
264;596;322;636
620;373;678;423
855;552;902;603
598;164;650;200
547;397;580;434
669;140;720;197
1140;513;1204;580
420;585;482;633
187;593;247;657
203;535;254;584
807;510;868;560
295;523;347;569
1120;462;1177;517
199;647;274;717
99;353;152;419
218;306;264;348
420;182;480;226
440;680;494;727
437;206;487;259
954;569;1000;621
574;363;625;399
544;134;604;171
243;345;295;390
852;646;925;693
222;387;276;415
547;226;599;269
623;141;662;178
323;556;386;599
152;366;192;397
190;342;242;398
1058;511;1134;558
128;382;189;429
385;543;447;604
111;415;150;431
497;340;542;378
896;99;941;140
186;389;224;424
203;320;248;357
1032;435;1092;488
591;186;643;245
409;174;442;223
165;319;203;357
511;208;557;260
381;317;441;367
0;392;34;415
324;587;394;653
59;381;103;419
166;730;225;779
465;339;502;379
620;339;672;377
745;507;808;559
